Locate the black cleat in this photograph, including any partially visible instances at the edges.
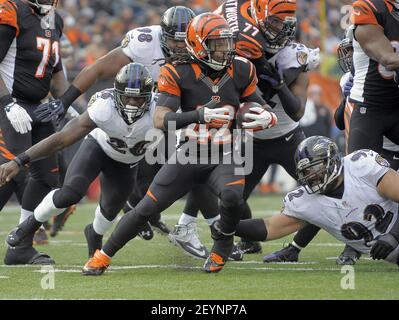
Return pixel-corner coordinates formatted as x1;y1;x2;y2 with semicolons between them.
6;215;42;247
237;240;262;254
336;245;362;265
84;224;103;258
50;205;76;237
4;246;55;265
151;220;170;235
263;244;300;263
137;221;154;241
228;244;244;261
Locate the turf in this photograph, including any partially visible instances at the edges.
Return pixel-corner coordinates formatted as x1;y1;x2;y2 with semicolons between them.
0;195;398;300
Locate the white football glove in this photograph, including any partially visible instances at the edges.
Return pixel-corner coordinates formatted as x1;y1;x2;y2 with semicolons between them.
242;107;277;131
4;102;32;134
306;48;320;71
202;107;233;128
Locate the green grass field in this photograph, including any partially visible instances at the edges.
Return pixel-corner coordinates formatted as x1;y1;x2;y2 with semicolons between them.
0;195;398;300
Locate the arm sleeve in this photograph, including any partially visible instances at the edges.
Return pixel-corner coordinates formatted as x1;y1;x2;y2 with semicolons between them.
0;24;16;63
156;93;180;112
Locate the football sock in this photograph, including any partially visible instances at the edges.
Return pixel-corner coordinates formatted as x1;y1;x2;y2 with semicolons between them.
178;213;196;225
34;190;65;223
93;205;115;236
292;223;321;248
19;208;33;224
102;209;148;257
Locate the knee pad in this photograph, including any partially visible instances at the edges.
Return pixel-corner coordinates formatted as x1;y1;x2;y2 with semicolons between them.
220;188;244;208
53;185;84;208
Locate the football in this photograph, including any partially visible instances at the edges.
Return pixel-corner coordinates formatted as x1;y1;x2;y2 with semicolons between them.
236;102;266;128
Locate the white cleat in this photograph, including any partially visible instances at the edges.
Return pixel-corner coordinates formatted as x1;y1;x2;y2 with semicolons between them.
168;222;209;259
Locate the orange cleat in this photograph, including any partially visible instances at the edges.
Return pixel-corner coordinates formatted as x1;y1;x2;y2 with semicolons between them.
82;249;111;276
203;252;226;273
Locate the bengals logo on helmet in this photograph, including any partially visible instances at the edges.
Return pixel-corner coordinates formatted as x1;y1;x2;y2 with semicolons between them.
186;12;235;71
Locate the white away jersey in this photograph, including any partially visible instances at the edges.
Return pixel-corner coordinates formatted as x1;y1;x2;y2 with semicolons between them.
87;89;155;164
121;25;165;81
282;150;399;262
253;43;318;139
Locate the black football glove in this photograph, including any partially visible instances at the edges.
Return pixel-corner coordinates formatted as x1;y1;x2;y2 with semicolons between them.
34;99;65;123
370;233;399;260
259;61;284;90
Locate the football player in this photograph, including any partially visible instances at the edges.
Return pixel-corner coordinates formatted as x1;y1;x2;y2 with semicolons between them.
346;0;399;152
332;25;399;265
169;0;321;257
80;13;277;275
2;63;157;260
0;0;70;264
33;6;222;259
234;136;399;266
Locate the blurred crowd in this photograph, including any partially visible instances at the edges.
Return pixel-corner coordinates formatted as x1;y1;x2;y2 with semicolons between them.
58;0;352;80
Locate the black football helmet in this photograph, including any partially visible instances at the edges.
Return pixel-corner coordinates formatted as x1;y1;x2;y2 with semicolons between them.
114;63;154;125
295;136;343;194
337;26;354;73
160;6;196;61
27;0;58;15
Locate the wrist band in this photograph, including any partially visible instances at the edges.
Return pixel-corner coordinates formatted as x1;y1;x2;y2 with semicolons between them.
0;95;13;108
13;152;31;168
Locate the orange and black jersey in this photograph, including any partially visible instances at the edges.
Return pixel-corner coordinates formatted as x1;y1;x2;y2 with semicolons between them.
350;0;399;107
157;57;265;150
0;0;63;103
216;0;270;64
158;56;263;113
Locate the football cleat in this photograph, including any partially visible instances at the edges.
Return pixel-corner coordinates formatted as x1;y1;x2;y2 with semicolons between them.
151;220;171;235
228;244;244;261
203;252;226;273
336;245;362;265
50;205;76;237
263;244;300;263
84;223;103;258
33;228;49;245
4;245;55;265
82;250;110;276
137;221;154;241
168;222;209;259
237;240;262;254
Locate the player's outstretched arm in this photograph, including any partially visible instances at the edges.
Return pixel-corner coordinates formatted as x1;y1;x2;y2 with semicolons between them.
265;214;305;241
0;112;96;186
355;25;399;71
50;67;69;100
72;48;131;96
235;214;305;242
35;48;132;123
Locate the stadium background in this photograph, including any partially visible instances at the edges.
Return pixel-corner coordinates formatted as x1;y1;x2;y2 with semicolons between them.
10;0;352;203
